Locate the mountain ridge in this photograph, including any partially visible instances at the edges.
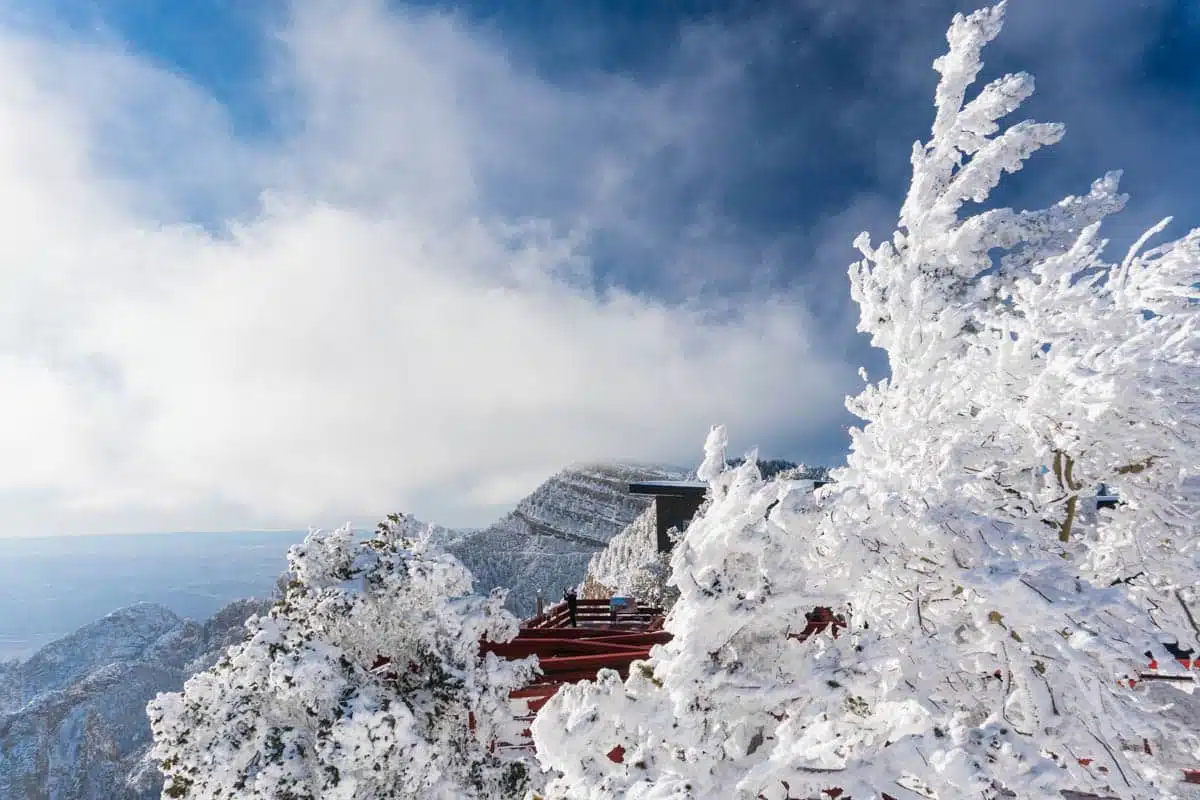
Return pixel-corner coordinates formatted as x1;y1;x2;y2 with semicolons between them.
444;461;689;616
0;598;274;800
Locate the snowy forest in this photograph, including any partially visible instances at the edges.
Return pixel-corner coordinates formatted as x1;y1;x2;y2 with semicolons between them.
147;5;1198;799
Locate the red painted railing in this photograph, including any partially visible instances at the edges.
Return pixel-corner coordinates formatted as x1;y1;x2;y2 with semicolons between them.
491;599;670;755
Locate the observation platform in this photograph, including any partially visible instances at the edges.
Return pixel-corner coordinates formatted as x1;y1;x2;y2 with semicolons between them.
485;597;669;758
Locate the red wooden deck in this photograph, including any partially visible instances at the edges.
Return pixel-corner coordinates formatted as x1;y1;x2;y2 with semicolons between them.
488;598;670;754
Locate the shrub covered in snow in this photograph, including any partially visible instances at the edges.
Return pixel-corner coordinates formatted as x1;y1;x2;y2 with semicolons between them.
533;4;1198;799
147;514;539;800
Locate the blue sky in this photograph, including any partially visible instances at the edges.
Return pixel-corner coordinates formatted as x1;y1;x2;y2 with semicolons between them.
0;0;1196;534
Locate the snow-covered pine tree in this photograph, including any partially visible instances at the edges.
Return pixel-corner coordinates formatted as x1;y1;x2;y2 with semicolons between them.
534;4;1198;798
147;514;539;800
848;0;1198;665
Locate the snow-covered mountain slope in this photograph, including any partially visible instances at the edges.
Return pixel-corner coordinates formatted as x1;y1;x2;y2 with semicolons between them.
0;599;271;800
446;462;686;617
0;603;183;715
584;504;659;594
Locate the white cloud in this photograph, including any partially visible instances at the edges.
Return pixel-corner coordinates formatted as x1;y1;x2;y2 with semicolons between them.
0;0;856;535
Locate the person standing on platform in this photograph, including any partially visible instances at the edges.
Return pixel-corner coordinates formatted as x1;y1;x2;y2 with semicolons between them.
564;588;578;627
